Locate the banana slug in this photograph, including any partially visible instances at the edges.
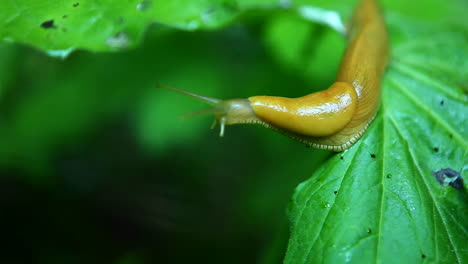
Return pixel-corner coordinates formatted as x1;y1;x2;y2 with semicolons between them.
159;0;389;151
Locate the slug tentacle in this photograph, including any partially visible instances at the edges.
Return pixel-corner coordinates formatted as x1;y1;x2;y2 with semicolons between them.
158;0;388;151
156;84;262;136
156;84;221;106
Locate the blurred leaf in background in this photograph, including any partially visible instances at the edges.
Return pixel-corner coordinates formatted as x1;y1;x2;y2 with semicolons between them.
1;1;328;263
0;0;285;55
0;0;467;263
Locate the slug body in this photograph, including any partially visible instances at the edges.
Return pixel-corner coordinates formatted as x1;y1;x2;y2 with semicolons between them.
160;0;388;151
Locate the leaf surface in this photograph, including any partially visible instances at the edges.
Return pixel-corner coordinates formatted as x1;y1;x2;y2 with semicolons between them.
0;0;283;56
284;2;468;263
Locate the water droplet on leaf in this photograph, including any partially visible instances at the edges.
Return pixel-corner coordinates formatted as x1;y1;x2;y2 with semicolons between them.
186;20;200;31
279;0;292;8
106;32;130;49
136;0;152;11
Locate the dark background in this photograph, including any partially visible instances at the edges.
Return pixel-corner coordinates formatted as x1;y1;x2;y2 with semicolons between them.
0;20;336;264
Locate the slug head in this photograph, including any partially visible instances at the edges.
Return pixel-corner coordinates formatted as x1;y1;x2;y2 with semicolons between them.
156;84;260;136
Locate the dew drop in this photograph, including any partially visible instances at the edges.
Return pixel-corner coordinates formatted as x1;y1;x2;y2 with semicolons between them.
106;32;130;49
186;20;200;31
324;203;331;208
299;6;345;34
46;48;74;59
279;0;292;8
201;7;216;24
345;252;352;262
199;4;236;27
136;0;152;11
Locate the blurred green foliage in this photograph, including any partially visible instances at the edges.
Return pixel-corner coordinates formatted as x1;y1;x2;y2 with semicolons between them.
0;10;332;264
1;0;467;263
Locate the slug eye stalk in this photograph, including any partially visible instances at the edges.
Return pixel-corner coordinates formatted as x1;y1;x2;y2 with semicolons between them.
156;84;260;137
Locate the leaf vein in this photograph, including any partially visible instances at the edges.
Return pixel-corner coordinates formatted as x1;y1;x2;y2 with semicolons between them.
375;115;386;264
387;114;462;263
302;139;366;263
391;61;464;101
388;77;467;148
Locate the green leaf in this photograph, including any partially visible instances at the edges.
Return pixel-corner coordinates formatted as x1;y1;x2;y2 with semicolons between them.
284;4;468;264
0;0;282;56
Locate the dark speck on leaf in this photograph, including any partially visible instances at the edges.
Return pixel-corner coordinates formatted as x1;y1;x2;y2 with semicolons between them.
421;254;426;259
340;156;343;160
333;191;338;195
433;147;439;152
433;168;463;189
440;100;444;106
62;15;68;19
370;154;376;158
41;20;56;29
367;228;372;233
73;2;79;7
386;174;392;179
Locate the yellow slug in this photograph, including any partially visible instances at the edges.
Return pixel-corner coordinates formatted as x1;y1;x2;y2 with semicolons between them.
159;0;389;151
